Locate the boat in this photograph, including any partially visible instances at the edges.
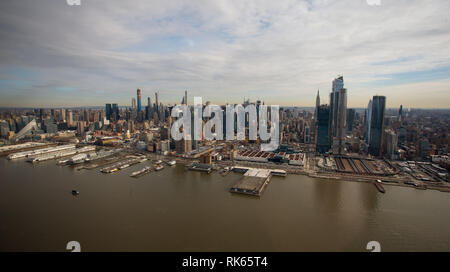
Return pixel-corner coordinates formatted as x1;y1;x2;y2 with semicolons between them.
155;160;163;164
154;164;164;171
57;159;69;165
167;160;176;166
119;164;130;170
373;180;386;193
71;190;79;196
140;158;148;163
130;166;152;177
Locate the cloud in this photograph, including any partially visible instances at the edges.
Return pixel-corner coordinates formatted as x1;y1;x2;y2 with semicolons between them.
0;0;450;108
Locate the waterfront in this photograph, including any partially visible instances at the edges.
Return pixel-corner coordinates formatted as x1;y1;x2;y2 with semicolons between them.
0;157;449;252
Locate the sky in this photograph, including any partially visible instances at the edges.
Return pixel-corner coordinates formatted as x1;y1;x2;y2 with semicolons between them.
0;0;450;108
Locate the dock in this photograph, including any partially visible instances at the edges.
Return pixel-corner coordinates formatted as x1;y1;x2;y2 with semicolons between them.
230;167;287;196
188;163;213;173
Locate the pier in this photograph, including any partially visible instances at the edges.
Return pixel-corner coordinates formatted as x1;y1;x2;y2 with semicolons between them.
230;167;287;196
188;163;213;173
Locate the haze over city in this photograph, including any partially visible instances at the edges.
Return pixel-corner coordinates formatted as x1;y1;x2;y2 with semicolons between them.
0;0;450;108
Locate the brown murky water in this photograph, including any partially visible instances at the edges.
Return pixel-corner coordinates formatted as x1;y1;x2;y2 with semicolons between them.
0;157;449;251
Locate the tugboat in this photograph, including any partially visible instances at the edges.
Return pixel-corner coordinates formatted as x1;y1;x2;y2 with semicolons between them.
71;190;79;196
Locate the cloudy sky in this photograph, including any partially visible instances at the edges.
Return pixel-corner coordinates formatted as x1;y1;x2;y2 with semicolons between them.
0;0;449;108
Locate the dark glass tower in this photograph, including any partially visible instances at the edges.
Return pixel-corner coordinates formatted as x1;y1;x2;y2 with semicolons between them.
105;103;112;120
112;103;119;121
346;108;355;133
316;105;331;154
368;96;386;156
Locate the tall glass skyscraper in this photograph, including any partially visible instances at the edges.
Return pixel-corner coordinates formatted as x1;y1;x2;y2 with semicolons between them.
368;96;386;156
105;104;112;121
316;105;331;154
112;103;119;121
329;75;347;154
137;88;142;112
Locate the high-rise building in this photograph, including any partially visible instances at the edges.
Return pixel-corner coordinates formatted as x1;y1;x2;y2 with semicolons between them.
67;110;73;127
175;138;192;154
368;95;386;156
329;76;347;154
77;121;85;136
137;88;142;112
314;89;320;121
132;98;136;109
105;104;112;121
61;108;66;122
365;99;372;144
346;108;355;133
112;103;119;121
384;129;397;159
316;105;331;154
184;90;188;105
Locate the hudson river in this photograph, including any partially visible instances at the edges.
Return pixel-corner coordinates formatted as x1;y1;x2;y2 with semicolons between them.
1;157;449;251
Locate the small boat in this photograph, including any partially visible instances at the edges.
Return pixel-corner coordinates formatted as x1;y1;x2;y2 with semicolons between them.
71;190;79;196
155;160;163;164
119;164;130;170
130;166;152;177
154;164;164;171
373;180;386;193
167;160;176;166
57;159;69;165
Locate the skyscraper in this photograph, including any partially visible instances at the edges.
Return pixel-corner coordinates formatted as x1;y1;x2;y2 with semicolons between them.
346;108;355;133
329;76;347;154
105;103;112;121
184;90;188;105
155;92;159;120
368;95;386;157
316;105;331;154
137;88;142;112
365;99;372;144
314;89;320;120
112;103;119;121
67;110;73;127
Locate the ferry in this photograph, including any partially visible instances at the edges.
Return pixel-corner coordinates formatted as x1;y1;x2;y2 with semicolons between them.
130;166;152;177
167;160;176;166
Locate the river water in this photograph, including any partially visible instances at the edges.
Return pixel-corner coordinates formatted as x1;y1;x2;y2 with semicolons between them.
0;157;449;251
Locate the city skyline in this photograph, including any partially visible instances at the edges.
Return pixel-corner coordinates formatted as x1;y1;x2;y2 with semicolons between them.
1;0;450;108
